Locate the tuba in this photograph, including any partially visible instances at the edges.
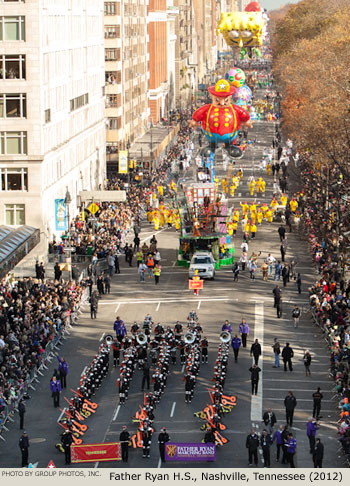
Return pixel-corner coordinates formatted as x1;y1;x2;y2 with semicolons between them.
220;331;231;343
104;334;114;346
136;332;148;345
184;332;195;344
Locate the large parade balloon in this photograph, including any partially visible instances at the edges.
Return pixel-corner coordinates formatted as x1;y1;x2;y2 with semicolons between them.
225;68;246;88
216;1;265;49
188;79;253;159
233;85;252;103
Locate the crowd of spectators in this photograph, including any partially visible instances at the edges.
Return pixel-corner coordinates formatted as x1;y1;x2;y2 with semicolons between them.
295;158;350;460
48;122;194;263
0;277;86;430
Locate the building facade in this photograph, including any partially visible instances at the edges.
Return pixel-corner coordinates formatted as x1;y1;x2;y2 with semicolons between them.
0;0;106;241
147;0;168;123
105;0;149;152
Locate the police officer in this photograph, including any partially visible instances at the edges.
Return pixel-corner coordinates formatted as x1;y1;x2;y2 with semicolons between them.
18;399;26;430
185;374;195;403
19;431;29;467
312;387;323;420
61;429;74;465
158;427;170;462
119;426;130;463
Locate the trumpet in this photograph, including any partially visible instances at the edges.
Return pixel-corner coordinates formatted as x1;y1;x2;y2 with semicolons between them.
184;332;195;344
136;332;148;345
220;331;231;343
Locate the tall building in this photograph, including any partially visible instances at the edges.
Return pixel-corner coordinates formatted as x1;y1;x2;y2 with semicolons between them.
0;0;106;241
147;0;168;123
174;0;195;109
105;0;149;153
193;0;218;86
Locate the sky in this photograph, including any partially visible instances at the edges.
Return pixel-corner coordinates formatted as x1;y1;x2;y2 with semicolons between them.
259;0;300;11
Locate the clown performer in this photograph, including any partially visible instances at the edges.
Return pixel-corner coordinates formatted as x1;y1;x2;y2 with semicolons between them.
188;79;253;159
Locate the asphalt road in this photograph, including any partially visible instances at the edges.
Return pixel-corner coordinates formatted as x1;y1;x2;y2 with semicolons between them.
0;115;343;469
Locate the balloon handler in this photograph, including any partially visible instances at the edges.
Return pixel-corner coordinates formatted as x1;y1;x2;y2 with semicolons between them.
188;79;253;159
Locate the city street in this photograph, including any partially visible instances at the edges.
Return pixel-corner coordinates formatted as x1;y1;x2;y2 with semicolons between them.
0;117;343;469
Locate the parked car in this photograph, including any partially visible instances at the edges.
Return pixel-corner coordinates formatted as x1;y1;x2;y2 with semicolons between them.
189;251;216;280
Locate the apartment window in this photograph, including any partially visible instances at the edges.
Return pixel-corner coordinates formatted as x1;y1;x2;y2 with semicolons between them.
105;71;121;84
0;94;26;118
108;118;121;130
104;25;120;38
5;204;25;225
0;168;28;191
70;93;89;112
0;55;26;80
45;108;51;123
105;48;120;61
106;95;120;108
0;131;27;154
0;16;25;41
104;2;119;15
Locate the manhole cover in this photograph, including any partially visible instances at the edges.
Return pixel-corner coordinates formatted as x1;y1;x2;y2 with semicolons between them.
29;438;47;444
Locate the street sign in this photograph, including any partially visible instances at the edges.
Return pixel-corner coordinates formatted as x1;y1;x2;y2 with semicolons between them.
88;202;99;215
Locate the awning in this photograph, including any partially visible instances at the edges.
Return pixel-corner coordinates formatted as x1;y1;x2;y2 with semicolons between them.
0;225;40;276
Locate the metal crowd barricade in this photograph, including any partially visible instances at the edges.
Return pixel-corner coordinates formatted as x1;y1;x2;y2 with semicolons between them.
0;287;88;441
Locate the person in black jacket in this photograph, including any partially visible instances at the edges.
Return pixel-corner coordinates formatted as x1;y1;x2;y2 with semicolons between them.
246;429;259;466
120;426;130;462
90;291;98;319
282;342;294;371
18;399;26;430
313;438;324;467
312;388;323;420
262;408;277;435
260;429;272;467
19;431;29;467
61;429;74;465
250;339;262;365
249;364;261;395
158;427;170;462
284;391;297;426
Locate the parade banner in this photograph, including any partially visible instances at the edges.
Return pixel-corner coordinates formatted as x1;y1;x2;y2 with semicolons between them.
189;280;203;290
165;442;216;462
118;150;128;174
55;199;67;231
71;442;121;463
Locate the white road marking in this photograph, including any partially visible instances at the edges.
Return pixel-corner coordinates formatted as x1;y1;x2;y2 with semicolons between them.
250;303;264;421
264;379;333;383
170;401;176;417
113;405;121;421
157;457;162;468
100;297;237;306
115;303;121;313
172;261;177;267
197;300;201;310
94;462;99;468
156;302;161;312
100;332;105;342
140;228;167;244
181;365;185;373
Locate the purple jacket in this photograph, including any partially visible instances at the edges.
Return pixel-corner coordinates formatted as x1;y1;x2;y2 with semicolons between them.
231;337;241;350
272;430;283;445
286;437;297;454
114;319;126;336
239;322;249;335
222;323;232;333
50;379;62;393
57;357;68;375
307;421;319;437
